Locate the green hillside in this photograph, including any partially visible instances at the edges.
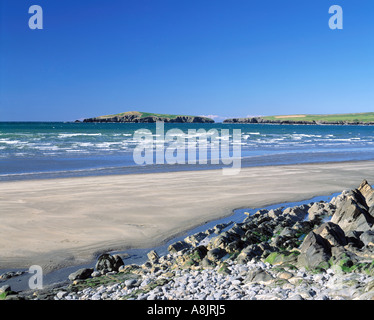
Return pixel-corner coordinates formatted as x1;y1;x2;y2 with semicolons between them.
261;112;374;123
96;111;194;120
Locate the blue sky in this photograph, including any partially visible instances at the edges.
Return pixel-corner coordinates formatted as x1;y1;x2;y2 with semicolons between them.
0;0;373;121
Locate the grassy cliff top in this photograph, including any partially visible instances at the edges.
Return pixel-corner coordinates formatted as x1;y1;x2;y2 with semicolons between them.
261;112;374;123
96;111;195;120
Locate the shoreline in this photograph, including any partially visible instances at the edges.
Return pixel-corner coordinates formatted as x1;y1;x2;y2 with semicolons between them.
7;180;374;300
2;160;374;274
2;157;374;183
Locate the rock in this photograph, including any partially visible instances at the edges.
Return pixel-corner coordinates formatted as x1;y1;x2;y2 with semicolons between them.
207;248;227;261
287;294;304;300
331;189;374;233
56;291;67;299
0;285;11;293
244;269;274;284
298;232;331;269
264;251;299;266
125;279;138;289
314;222;347;247
236;244;263;264
168;241;191;254
358;180;374;208
360;230;374;246
147;250;160;263
95;253;124;272
184;232;208;247
280;227;297;238
68;268;94;281
345;230;364;248
308;202;330;222
91;271;101;278
283;205;309;222
217;262;231;275
200;257;215;269
278;271;293;280
268;208;283;219
190;245;208;262
0;271;25;280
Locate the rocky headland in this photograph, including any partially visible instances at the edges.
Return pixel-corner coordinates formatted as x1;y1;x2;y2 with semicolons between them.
81;111;214;123
4;180;374;300
223;117;374;126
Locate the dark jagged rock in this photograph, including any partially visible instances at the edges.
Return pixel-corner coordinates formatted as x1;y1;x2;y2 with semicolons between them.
298;232;332;269
68;268;94;281
331;188;374;233
360;230;374;247
314;222;347;247
95;253;124;273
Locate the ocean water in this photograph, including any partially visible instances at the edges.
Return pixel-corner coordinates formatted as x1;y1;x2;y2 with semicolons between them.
1;122;374;181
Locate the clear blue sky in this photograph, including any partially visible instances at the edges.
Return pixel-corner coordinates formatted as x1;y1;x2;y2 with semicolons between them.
0;0;373;121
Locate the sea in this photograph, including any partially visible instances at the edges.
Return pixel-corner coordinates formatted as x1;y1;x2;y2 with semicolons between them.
2;121;374;181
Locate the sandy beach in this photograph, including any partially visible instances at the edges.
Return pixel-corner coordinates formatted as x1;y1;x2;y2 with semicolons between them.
2;160;374;273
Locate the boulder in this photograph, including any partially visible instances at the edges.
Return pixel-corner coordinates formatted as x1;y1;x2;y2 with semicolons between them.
95;253;124;272
207;248;227;261
184;232;207;247
307;202;334;222
314;222;347;247
147;250;160;263
268;208;283;219
168;241;191;254
190;245;208;262
298;232;331;269
0;285;11;293
244;269;274;284
360;230;374;246
283;205;309;222
68;268;94;281
358;180;374;208
236;244;263;264
331;190;374;233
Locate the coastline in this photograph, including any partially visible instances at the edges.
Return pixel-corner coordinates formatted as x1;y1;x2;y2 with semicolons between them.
2;160;374;275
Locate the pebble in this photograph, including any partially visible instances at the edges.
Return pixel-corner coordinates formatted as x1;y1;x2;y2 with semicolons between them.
48;258;374;301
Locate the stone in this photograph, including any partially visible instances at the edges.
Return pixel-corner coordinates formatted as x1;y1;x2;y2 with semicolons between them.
190;245;208;262
308;202;329;222
68;268;94;281
331;189;374;233
244;269;274;285
91;271;101;277
287;294;304;300
360;230;374;246
56;291;67;299
125;279;138;289
184;232;207;247
268;208;283;219
0;285;11;293
314;222;347;247
207;248;227;261
236;244;263;264
168;241;191;254
358;180;374;208
283;205;309;222
95;253;124;272
147;250;160;263
298;232;331;269
278;271;293;280
200;257;215;269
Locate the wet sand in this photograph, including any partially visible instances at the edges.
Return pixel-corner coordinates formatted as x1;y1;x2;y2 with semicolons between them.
1;160;374;273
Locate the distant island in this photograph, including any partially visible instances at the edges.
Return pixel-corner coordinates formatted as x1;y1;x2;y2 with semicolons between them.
224;112;374;125
80;111;215;123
